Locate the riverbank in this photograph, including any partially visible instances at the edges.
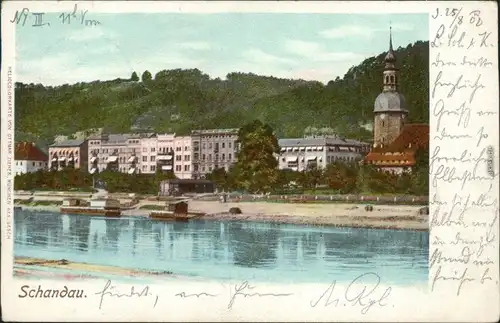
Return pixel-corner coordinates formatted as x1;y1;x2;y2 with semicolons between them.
15;200;428;231
13;257;176;281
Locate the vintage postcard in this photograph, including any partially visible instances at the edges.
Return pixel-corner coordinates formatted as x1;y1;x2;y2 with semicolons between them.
1;1;498;321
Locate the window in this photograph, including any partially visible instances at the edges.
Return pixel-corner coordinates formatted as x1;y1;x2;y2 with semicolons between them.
151;147;155;152
215;154;219;161
208;143;212;149
202;166;206;172
32;162;35;166
184;146;188;151
202;143;206;149
222;154;225;160
194;153;199;160
176;165;181;171
228;142;232;149
150;165;156;171
202;154;206;160
222;143;225;149
208;154;212;161
142;165;147;171
39;162;42;166
176;147;181;152
228;153;232;161
208;166;212;171
382;121;385;127
184;165;189;171
142;156;147;162
150;156;156;162
176;155;182;161
184;155;190;161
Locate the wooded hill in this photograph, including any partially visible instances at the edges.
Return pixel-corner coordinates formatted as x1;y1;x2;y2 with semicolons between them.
15;40;428;144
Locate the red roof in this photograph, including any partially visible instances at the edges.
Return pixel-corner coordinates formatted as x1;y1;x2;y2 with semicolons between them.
364;124;429;167
15;142;48;161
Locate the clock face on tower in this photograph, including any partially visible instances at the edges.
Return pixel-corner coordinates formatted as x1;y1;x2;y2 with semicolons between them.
380;113;386;120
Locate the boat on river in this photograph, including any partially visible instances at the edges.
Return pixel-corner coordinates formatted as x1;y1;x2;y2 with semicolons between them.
149;200;204;221
60;198;121;217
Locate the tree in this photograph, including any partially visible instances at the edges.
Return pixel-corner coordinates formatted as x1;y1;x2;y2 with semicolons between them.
297;163;323;191
141;70;152;82
411;148;429;195
324;162;358;193
233;120;280;193
205;167;229;191
131;71;139;82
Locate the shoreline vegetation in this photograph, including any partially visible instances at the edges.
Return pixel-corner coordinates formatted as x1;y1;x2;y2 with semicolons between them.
15;190;428;231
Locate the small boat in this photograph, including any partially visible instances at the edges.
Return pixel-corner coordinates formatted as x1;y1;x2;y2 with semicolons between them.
60;198;121;217
149;200;204;221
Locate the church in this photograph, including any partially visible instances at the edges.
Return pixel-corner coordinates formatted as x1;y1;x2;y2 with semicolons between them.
363;28;429;173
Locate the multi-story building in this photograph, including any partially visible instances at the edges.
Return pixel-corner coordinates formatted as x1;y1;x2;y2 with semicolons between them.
155;134;175;175
87;133;152;174
173;136;192;179
14;142;48;176
191;128;239;178
277;136;369;172
48;139;88;171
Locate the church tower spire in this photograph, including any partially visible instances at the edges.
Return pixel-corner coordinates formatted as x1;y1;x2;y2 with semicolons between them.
382;26;397;92
372;26;408;148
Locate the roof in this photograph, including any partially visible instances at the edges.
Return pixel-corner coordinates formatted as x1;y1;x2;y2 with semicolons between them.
15;142;48;161
164;179;214;184
88;133;155;141
374;91;407;113
50;139;86;147
278;137;369;147
375;124;429;152
364;124;429;167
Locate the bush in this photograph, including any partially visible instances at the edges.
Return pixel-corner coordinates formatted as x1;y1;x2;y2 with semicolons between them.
229;207;242;214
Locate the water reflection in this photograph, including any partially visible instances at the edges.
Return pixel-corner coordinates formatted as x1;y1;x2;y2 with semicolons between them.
14;209;429;284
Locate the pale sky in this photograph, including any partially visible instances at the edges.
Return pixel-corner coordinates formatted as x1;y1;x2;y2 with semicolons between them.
16;13;428;85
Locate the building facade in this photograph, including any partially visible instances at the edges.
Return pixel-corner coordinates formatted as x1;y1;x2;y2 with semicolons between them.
48;139;88;171
14;142;48;175
363;28;429;173
277;136;369;172
87;133;152;174
191;128;239;178
173;136;193;179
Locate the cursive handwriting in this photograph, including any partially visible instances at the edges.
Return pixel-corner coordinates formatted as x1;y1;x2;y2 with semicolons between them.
227;281;293;310
310;272;392;314
10;4;100;27
431;266;475;296
95;280;159;310
431;71;485;103
175;292;218;298
433;99;470;132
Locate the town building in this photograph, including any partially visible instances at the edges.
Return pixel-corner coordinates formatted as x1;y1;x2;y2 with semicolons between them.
190;128;239;178
14;142;48;175
87;133;152;174
363;28;430;173
277;136;369;172
173;136;193;179
48;139;88;171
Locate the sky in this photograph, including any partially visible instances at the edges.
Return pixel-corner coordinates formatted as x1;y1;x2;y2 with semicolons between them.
16;13;428;86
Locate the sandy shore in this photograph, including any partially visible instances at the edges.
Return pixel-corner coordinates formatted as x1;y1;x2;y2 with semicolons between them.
15;200;428;231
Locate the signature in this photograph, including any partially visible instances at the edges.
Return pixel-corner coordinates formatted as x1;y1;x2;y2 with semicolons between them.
227;281;293;310
310;272;392;314
95;280;159;310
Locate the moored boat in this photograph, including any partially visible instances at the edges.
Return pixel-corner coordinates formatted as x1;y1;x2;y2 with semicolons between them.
60;198;122;217
149;200;204;221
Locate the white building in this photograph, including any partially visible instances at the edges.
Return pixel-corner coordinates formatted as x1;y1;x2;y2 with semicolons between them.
173;136;192;179
14;142;48;176
277;136;369;172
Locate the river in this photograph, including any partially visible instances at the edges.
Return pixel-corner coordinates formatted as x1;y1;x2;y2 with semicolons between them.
13;209;428;285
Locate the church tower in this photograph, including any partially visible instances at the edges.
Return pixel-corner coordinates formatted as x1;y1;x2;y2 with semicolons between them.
373;27;408;148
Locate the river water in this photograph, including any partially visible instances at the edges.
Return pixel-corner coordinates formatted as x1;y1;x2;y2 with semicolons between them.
13;209;428;285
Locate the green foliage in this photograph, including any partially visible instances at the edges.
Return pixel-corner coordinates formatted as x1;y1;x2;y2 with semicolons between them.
15;41;428;142
141;70;152;82
233;120;280;193
131;71;139;82
14;169;177;194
